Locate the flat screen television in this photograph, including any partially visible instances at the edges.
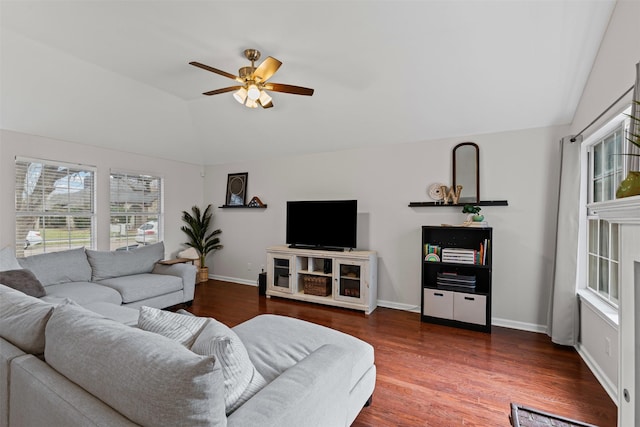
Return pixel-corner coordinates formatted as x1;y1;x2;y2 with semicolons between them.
286;200;357;251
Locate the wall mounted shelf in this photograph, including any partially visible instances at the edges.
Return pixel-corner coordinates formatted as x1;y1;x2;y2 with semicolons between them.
408;200;508;207
219;205;268;209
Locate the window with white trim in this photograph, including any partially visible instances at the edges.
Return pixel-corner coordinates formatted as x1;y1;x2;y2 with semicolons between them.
584;107;633;307
109;171;163;250
15;158;95;257
587;219;619;304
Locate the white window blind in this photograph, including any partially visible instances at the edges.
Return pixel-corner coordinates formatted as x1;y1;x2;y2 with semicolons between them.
109;171;163;250
15;157;95;257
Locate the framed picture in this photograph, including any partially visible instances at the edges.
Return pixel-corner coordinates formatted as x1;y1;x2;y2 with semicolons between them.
225;172;248;206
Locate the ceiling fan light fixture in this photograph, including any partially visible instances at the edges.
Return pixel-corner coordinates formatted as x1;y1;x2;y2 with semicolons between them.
258;90;272;106
233;87;248;104
191;49;315;110
247;84;260;101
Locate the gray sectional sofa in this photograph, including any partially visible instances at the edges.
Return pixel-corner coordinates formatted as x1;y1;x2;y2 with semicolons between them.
0;244;376;426
16;242;196;309
0;286;376;426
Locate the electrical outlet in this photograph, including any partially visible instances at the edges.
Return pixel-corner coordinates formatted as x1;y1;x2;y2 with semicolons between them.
247;262;252;271
605;337;611;356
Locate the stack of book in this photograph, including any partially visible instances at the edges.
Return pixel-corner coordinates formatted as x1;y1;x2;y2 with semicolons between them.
436;272;476;291
424;243;441;257
441;248;476;264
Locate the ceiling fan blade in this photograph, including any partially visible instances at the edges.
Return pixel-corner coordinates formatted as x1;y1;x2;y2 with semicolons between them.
260;99;274;109
263;83;314;96
253;56;282;83
203;86;242;96
189;61;241;82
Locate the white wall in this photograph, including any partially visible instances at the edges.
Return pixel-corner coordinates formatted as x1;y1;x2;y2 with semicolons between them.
571;0;640;135
0;28;202;165
0;129;204;256
578;296;619;400
205;125;566;330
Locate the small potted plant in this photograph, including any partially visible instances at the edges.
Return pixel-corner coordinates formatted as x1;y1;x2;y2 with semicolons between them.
181;204;223;283
462;204;484;222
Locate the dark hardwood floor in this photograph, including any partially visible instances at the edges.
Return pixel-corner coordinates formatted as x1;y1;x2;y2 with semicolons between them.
189;280;617;427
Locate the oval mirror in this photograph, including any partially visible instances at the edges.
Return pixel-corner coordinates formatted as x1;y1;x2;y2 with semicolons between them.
453;142;479;204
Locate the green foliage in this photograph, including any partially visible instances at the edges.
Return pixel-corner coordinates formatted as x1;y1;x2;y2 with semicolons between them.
461;204;481;215
180;205;222;268
626;100;640;152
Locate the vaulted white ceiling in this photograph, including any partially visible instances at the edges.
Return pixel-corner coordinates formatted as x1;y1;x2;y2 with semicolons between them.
0;1;616;165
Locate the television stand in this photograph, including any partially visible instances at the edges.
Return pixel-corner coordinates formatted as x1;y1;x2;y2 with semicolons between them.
266;245;378;314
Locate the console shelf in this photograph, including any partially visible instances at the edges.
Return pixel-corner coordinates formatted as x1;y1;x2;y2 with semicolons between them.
409;200;508;207
266;246;377;314
421;225;493;333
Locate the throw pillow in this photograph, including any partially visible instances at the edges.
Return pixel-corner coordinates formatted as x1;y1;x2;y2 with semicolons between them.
191;318;268;415
0;269;46;297
138;306;208;348
0;246;21;272
45;304;226;427
0;284;54;355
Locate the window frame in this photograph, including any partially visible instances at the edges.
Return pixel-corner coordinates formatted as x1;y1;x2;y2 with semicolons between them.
580;106;632;308
15;157;96;256
109;170;164;251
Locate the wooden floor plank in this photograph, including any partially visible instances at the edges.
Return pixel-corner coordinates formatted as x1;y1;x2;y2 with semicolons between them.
189;280;617;427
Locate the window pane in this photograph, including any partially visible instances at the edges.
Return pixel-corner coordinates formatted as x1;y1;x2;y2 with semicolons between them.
603;134;615;172
593;179;603;203
598;220;609;258
598;257;609;296
611;223;618;261
602;175;613;200
588;220;598;253
593;143;602;177
610;260;619;302
588;255;598;291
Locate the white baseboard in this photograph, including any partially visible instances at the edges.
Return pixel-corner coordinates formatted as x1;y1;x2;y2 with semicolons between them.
491;317;547;333
208;277;548;334
575;343;618;404
210;275;257;287
377;299;421;312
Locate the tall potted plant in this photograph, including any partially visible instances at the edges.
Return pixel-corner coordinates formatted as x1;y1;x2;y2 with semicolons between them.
181;204;222;283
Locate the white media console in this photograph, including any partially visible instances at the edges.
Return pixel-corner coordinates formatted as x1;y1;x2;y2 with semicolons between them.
266;245;378;314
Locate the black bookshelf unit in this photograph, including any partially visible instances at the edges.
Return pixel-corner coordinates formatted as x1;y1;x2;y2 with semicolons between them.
421;225;492;333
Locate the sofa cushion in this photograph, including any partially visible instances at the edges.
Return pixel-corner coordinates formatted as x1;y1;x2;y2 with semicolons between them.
83;301;139;326
0;284;54;355
17;247;92;286
233;314;375;392
86;242;164;281
138;306;208;347
192;318;268;415
41;281;123;305
0;246;21;272
97;273;182;303
0;269;46;297
45;304;226;427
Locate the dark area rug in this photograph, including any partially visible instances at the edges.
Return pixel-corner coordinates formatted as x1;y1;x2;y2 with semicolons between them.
509;403;599;427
